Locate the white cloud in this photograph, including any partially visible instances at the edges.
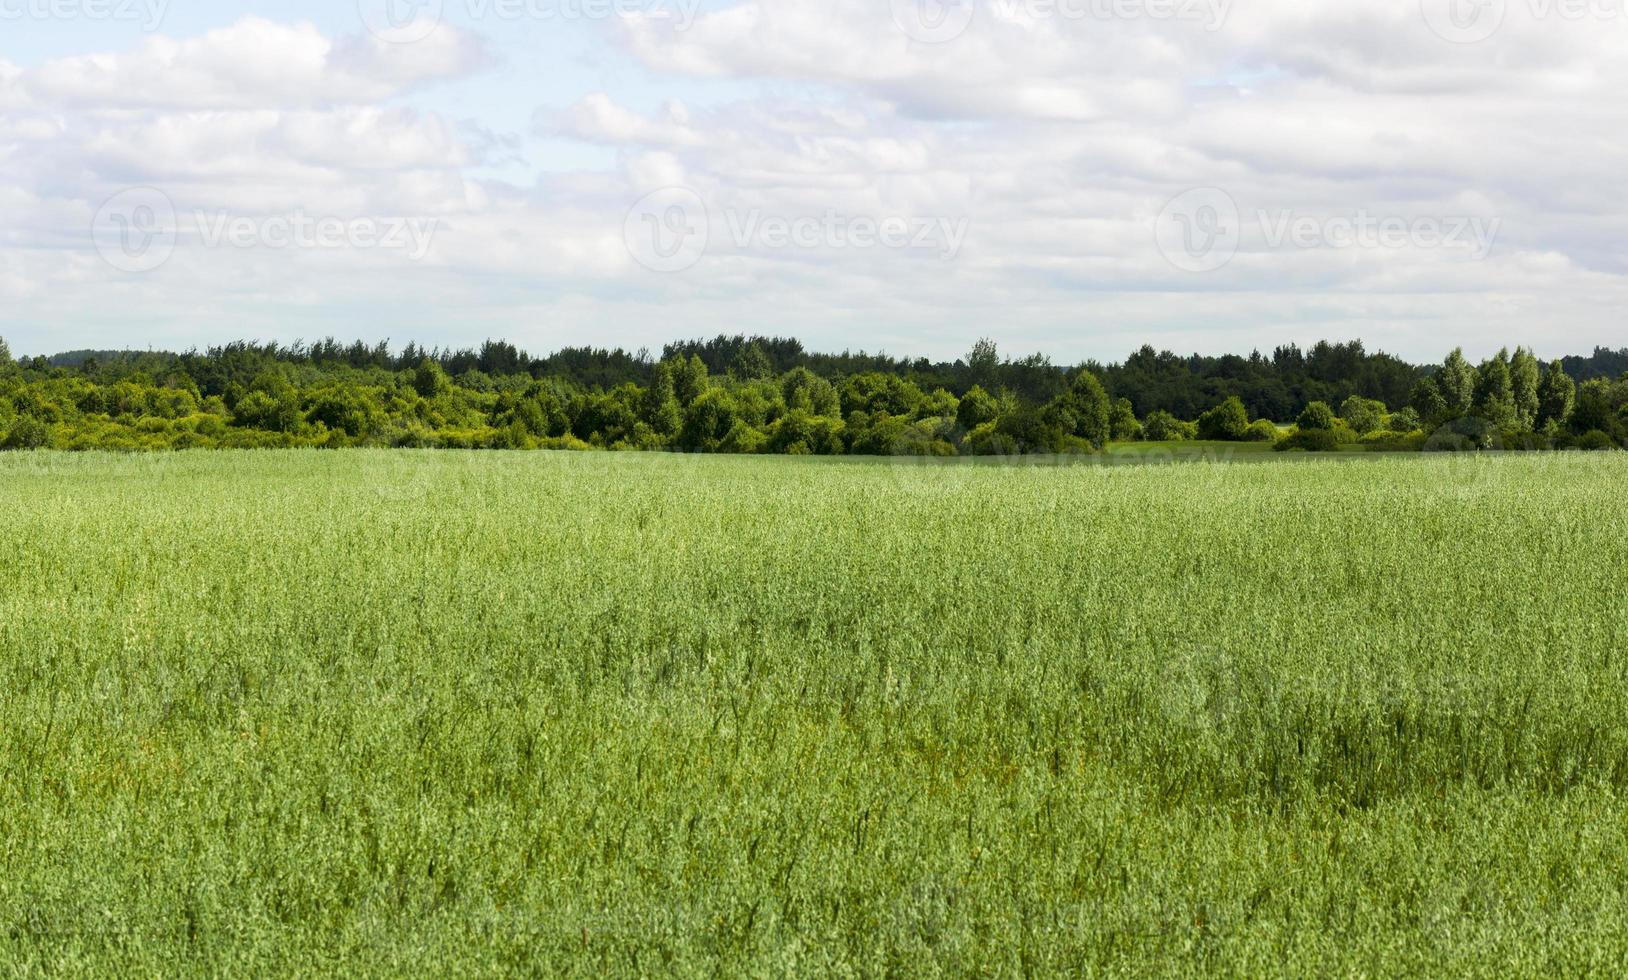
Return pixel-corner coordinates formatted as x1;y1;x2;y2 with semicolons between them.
1;17;487;111
2;3;1626;362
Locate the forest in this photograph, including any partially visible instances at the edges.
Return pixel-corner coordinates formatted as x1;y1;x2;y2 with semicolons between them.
1;334;1624;454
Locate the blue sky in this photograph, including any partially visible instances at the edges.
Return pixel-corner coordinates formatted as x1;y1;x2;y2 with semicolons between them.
2;0;1625;362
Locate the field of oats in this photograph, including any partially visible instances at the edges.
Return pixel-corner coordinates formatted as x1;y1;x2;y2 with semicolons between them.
3;450;1628;975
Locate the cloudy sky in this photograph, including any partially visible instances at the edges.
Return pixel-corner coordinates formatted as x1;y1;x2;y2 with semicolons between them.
1;0;1624;362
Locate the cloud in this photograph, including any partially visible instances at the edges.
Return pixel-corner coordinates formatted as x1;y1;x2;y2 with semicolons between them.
1;16;487;112
2;3;1626;363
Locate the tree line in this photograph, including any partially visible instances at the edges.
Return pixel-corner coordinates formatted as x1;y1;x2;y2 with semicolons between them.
2;334;1624;454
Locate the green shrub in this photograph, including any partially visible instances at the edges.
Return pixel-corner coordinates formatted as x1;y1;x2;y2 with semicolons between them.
1197;397;1250;441
1424;417;1499;452
721;419;769;455
1243;419;1279;442
1109;399;1142;442
1275;428;1340;453
1360;430;1427;452
1143;410;1193;442
1573;430;1621;451
1;417;51;450
1296;402;1336;431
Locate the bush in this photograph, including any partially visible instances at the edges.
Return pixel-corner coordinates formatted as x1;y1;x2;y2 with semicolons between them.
1243;419;1279;442
1109;399;1142;442
1339;396;1388;436
721;419;769;455
1275;429;1340;453
1197;397;1250;441
1;417;51;450
1143;410;1193;442
1424;416;1499;452
1360;430;1427;453
1296;402;1336;431
1573;430;1621;452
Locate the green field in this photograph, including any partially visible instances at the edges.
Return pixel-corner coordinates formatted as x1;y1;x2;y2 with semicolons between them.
4;450;1628;975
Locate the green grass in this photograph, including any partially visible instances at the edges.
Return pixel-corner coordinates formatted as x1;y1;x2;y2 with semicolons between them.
1104;439;1282;459
4;450;1628;976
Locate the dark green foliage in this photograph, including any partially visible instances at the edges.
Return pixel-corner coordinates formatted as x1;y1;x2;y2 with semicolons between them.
1;416;50;450
1142;410;1193;442
1047;370;1112;447
2;336;1618;456
1196;396;1250;441
1339;395;1388;435
1436;348;1478;416
1568;380;1627;442
412;357;452;399
956;385;999;431
1411;378;1448;427
1424;416;1500;452
994;405;1067;454
1510;347;1541;431
1473;350;1516;429
1538;361;1576;430
1296;401;1336;432
1109;398;1142;441
641;363;684;437
1572;429;1622;451
780;367;841;417
730;342;775;381
1388;407;1422;433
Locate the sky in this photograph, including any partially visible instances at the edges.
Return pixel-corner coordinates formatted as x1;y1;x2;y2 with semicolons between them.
1;0;1624;364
